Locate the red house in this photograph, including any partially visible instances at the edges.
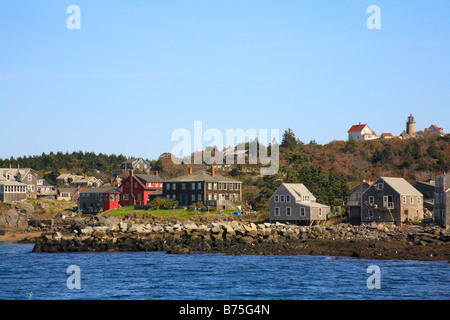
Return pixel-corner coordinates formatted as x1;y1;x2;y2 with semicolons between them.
119;171;164;206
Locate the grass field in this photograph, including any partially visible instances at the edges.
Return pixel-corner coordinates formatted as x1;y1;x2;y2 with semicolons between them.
98;206;268;222
99;206;234;220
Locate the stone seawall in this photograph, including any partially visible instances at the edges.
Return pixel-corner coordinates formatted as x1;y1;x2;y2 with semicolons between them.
31;218;450;261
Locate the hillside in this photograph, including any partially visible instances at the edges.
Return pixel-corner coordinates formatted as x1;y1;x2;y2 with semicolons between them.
1;130;449;212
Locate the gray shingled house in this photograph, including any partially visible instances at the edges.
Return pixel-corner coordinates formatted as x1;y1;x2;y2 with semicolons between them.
361;177;423;224
434;173;450;227
269;183;330;224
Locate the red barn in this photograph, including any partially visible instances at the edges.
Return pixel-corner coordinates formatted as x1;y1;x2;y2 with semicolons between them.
119;171;164;206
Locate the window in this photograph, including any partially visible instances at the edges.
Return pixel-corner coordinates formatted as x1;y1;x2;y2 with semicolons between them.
280;195;285;202
318;208;322;217
410;196;413;204
198;183;202;190
274;195;279;202
172;183;176;190
191;194;196;201
28;174;32;181
274;207;280;216
191;183;196;190
122;194;129;200
208;183;212;190
368;196;374;204
166;183;170;190
300;207;305;216
182;183;186;190
417;197;420;203
223;183;227;190
303;195;310;202
218;183;222;190
208;194;212;200
286;195;291;202
166;195;170;199
172;194;176;199
403;196;406;203
230;184;233;190
138;194;142;201
286;207;291;216
375;183;383;190
213;183;217;190
198;194;202;201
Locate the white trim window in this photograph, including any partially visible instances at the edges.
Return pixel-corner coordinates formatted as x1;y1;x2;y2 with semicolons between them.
286;207;291;216
286;195;291;202
318;208;322;217
274;195;279;202
410;196;413;204
368;196;374;204
280;195;285;202
274;207;280;216
300;207;306;216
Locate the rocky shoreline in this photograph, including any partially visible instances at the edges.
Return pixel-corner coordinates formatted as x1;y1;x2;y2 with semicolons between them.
30;216;450;261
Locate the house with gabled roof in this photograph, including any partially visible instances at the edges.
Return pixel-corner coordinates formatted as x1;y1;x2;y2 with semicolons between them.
78;187;121;213
347;123;379;141
269;183;330;224
425;124;445;136
113;157;152;178
163;167;242;209
361;177;423;224
119;170;164;206
0;166;40;201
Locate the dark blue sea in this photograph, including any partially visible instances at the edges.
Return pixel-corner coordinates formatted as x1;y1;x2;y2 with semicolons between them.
0;243;449;300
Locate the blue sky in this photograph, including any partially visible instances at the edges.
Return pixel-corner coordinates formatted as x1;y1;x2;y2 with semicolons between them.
0;1;449;160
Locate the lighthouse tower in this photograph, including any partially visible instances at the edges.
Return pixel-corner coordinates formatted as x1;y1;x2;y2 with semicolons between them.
406;114;416;137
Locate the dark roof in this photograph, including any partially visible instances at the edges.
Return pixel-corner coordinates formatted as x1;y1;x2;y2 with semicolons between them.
79;187;121;194
134;174;164;182
57;187;77;194
164;170;241;183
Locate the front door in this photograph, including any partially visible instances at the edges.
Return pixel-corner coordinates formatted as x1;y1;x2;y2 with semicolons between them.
180;194;188;206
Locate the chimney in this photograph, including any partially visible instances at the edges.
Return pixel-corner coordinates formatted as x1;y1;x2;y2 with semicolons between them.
18;164;20;169
84;174;87;178
189;167;192;174
155;170;159;176
9;164;11;169
212;166;215;177
129;169;135;206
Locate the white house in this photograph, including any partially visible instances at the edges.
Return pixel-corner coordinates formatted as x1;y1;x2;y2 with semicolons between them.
347;123;379;141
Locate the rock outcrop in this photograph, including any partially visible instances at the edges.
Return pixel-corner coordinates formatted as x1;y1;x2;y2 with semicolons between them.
31;219;450;261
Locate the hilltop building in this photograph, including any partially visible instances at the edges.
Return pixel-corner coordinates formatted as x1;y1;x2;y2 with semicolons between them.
347;123;378;141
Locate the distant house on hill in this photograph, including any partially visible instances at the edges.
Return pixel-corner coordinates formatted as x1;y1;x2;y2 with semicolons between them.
361;177;423;224
347;123;378;141
269;183;330;224
425;124;445;136
113;157;152;178
380;133;394;139
56;173;103;188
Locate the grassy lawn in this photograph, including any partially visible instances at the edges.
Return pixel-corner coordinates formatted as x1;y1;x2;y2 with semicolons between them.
98;206;237;220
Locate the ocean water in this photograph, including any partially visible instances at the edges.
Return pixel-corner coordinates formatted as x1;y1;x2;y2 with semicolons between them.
0;242;449;300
